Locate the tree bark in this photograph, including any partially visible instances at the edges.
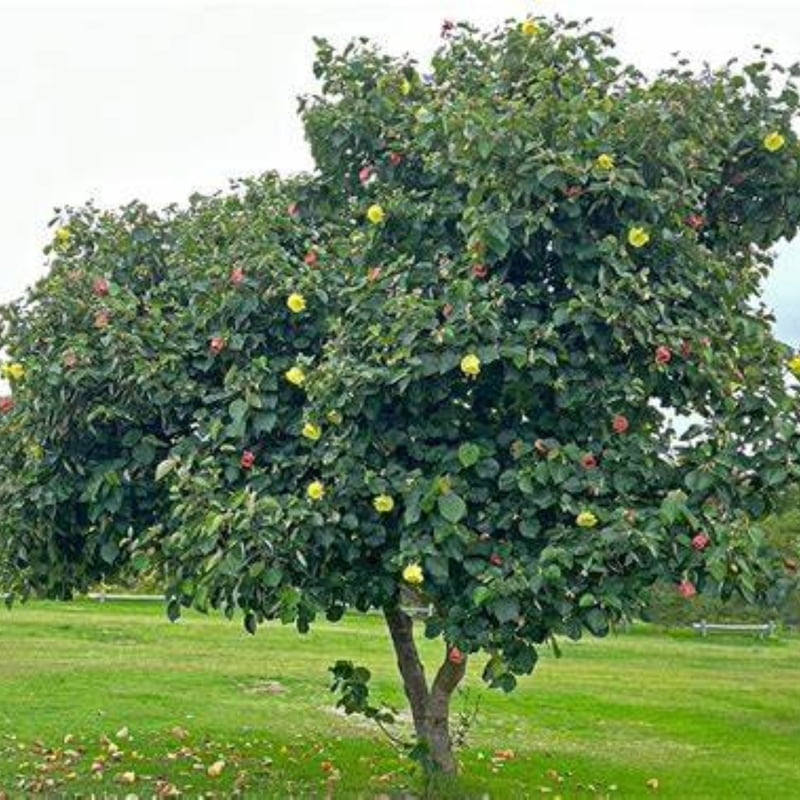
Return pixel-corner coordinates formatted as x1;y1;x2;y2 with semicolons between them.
427;653;467;773
384;606;467;774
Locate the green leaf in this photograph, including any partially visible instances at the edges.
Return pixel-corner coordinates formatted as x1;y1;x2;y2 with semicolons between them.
660;490;688;524
490;596;520;624
262;567;282;588
684;470;713;493
764;467;787;487
472;585;492;607
155;457;177;481
132;440;156;466
403;492;422;525
458;443;481;468
229;398;248;424
424;554;450;580
100;540;119;565
438;492;467;523
131;553;150;572
583;607;610;637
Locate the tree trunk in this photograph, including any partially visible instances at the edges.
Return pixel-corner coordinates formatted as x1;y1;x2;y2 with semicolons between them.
384;606;467;774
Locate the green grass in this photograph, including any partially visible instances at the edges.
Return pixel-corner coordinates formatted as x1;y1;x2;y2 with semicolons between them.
1;601;798;798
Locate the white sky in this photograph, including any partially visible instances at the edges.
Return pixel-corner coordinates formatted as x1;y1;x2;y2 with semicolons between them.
1;0;799;343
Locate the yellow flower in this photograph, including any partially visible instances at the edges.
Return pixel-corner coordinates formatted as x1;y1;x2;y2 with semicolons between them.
460;353;481;377
763;131;785;152
302;422;322;441
1;363;25;381
285;366;306;386
307;481;325;501
326;410;343;425
520;19;539;37
596;153;615;170
55;226;71;248
287;293;307;313
627;227;650;248
366;204;386;225
576;511;599;528
402;563;424;586
788;355;800;378
373;494;395;513
400;78;412;96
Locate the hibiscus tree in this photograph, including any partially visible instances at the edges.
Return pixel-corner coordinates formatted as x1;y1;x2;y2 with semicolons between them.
2;15;800;776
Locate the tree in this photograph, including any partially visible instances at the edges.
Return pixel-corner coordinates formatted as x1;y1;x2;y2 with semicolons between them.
3;14;800;776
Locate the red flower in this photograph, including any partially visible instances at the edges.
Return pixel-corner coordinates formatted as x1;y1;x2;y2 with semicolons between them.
489;554;503;567
448;646;464;665
94;310;111;329
287;202;300;217
240;450;255;470
93;277;110;297
472;263;488;279
368;266;382;282
685;213;705;231
655;346;672;365
229;267;245;286
389;152;403;167
358;166;374;185
581;453;597;470
209;336;226;355
304;250;319;267
0;396;14;414
692;533;711;551
678;580;697;598
612;414;629;434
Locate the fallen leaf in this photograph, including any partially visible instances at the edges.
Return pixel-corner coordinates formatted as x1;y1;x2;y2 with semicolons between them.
116;727;130;740
155;779;182;798
171;726;189;741
117;770;136;784
646;778;660;790
207;760;225;778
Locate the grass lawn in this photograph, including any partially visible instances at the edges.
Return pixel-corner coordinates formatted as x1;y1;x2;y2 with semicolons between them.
0;601;798;798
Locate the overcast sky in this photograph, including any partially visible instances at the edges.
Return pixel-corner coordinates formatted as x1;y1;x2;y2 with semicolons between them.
1;0;799;344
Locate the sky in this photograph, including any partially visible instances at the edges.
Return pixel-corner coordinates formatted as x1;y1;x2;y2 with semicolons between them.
1;0;799;344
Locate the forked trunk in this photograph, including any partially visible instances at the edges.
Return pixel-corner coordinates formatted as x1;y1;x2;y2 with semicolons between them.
384;606;466;774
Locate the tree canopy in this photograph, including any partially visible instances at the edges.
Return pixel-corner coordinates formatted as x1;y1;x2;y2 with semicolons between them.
2;14;800;773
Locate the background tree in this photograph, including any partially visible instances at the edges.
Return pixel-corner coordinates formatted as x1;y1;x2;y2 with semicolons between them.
2;14;800;776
